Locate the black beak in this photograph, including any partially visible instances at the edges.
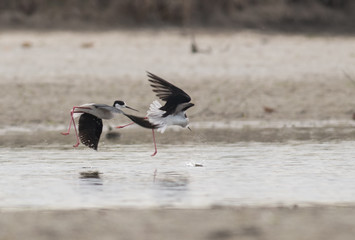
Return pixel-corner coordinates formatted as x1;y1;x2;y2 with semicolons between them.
126;106;138;112
188;126;192;131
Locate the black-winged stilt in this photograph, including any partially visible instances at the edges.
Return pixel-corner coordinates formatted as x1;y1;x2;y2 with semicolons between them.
61;100;137;150
118;72;194;156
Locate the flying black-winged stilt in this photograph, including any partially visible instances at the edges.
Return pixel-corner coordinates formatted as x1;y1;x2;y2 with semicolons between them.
118;72;194;156
61;100;137;150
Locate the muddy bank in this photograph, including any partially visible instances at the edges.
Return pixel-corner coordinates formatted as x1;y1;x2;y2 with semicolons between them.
1;206;355;240
1;121;355;148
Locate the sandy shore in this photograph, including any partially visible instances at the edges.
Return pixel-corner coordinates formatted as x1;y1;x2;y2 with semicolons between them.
1;29;355;146
1;206;355;240
0;30;355;126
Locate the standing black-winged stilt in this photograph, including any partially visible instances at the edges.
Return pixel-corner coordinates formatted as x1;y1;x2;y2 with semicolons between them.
118;72;194;156
61;101;137;150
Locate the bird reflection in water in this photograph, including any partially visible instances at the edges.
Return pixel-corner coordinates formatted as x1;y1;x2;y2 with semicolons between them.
156;172;189;188
79;170;103;188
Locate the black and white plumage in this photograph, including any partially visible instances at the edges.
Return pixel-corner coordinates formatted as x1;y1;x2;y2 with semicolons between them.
78;113;103;150
61;100;137;150
121;72;194;156
149;72;194;118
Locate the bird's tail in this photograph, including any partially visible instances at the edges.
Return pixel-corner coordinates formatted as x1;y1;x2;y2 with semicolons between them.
123;114;156;129
147;100;166;132
147;100;168;133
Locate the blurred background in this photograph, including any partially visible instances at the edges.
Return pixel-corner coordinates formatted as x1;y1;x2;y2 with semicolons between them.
0;0;355;31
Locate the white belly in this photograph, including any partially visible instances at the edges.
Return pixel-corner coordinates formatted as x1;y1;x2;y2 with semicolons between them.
165;114;189;128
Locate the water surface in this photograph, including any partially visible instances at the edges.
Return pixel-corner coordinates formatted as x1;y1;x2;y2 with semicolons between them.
1;141;355;209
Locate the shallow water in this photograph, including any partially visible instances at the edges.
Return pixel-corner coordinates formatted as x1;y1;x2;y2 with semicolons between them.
1;141;355;210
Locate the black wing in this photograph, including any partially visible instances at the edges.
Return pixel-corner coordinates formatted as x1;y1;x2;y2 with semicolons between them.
147;72;191;116
123;114;157;129
79;113;103;150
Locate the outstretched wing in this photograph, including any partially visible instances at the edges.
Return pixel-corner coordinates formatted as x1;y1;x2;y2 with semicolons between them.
147;72;191;116
78;113;103;150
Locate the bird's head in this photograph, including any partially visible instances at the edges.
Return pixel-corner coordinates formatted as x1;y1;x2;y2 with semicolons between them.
183;113;192;131
113;100;138;112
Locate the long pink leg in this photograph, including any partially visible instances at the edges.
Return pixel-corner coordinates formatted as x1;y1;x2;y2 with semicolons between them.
61;106;90;135
116;122;134;129
61;109;74;136
61;106;91;147
151;129;157;156
71;110;80;147
116;117;148;129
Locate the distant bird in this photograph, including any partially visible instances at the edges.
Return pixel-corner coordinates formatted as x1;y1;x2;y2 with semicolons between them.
191;36;198;53
118;72;194;156
61;101;137;150
190;35;211;54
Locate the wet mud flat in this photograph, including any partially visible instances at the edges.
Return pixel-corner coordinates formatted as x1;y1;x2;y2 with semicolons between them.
1;206;355;240
1;121;355;147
